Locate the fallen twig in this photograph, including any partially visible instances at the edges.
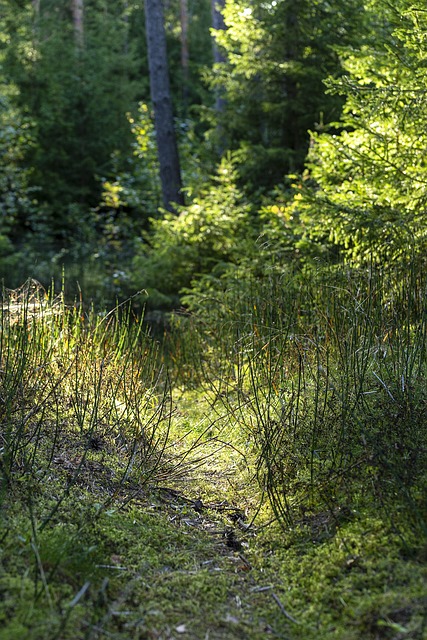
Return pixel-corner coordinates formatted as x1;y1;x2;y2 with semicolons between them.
271;592;299;624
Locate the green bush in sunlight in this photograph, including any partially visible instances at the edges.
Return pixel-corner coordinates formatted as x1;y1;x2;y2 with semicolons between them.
131;155;255;309
277;1;427;267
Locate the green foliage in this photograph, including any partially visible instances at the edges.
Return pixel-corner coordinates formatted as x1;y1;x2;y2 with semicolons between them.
0;0;145;272
92;103;215;307
286;0;427;265
180;261;427;538
132;155;254;308
0;0;213;245
99;103;162;223
27;6;138;205
208;0;367;189
91;103;161;301
0;92;35;239
163;0;213;115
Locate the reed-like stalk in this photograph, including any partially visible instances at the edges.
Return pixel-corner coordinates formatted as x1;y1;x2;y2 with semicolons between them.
0;280;174;523
180;262;427;536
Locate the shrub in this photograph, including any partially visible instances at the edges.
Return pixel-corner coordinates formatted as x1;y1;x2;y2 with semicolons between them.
131;155;254;309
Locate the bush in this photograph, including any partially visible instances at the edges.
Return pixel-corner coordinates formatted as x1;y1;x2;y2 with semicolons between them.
131;155;255;309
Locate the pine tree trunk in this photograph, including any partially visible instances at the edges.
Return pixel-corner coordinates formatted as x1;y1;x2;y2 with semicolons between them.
211;0;226;150
71;0;84;50
180;0;189;109
144;0;184;210
211;0;225;67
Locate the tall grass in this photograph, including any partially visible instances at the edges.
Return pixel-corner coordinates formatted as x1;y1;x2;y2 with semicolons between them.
0;279;173;520
180;263;427;536
1;280;239;638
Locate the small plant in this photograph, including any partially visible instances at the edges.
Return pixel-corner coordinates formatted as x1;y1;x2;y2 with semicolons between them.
131;154;254;309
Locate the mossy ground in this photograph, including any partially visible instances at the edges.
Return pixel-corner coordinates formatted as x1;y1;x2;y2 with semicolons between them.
1;385;426;640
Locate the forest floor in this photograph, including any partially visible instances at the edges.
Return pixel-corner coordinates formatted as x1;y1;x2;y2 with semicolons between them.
1;385;426;640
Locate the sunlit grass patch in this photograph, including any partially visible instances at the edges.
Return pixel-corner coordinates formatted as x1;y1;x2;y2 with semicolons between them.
181;264;427;539
1;268;426;640
0;279;176;504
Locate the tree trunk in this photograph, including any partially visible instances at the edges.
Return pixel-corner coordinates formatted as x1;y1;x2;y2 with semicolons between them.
144;0;184;210
71;0;84;50
180;0;189;109
211;0;226;150
211;0;226;67
32;0;40;38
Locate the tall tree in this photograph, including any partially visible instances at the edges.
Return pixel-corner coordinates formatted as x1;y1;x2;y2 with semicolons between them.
71;0;84;49
210;0;367;190
144;0;184;210
291;0;427;266
180;0;189;107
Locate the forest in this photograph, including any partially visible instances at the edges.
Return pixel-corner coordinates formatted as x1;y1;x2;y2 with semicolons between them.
0;1;426;639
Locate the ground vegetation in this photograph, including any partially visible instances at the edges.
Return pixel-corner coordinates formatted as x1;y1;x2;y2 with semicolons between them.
0;1;426;638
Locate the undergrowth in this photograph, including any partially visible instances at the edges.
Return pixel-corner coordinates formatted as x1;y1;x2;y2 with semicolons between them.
182;263;427;540
0;271;426;640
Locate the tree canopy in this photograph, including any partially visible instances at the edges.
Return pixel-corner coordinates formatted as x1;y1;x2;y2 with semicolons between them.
0;0;426;301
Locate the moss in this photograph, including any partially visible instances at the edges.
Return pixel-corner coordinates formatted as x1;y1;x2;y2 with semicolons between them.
246;514;427;640
1;290;426;640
